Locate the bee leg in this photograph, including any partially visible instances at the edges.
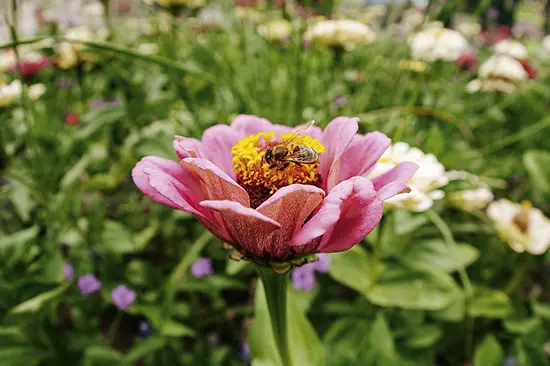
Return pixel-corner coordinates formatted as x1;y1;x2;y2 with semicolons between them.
279;162;290;171
269;164;277;169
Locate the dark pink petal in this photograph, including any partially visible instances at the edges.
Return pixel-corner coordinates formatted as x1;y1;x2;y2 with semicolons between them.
181;158;250;207
230;114;275;138
255;185;325;258
292;177;383;253
199;200;281;253
201;124;240;177
338;132;391;182
318;117;359;191
372;162;418;200
173;136;206;161
132;156;209;219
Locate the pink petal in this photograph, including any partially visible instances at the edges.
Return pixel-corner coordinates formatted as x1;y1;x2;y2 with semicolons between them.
201;124;240;178
199;200;281;254
132;156;209;219
338;132;391;182
255;185;325;258
173;136;205;161
292;177;383;253
230;114;275;138
181;158;250;207
318;117;359;191
372;162;418;200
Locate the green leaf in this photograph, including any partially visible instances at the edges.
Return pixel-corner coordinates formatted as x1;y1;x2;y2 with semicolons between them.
503;317;541;334
0;346;46;366
367;264;461;310
60;154;92;189
101;220;135;254
368;313;399;365
124;336;166;364
9;179;35;222
287;286;325;366
329;245;373;294
401;239;479;273
393;210;429;236
424;124;444;156
249;280;283;366
404;325;443;349
524;150;550;195
532;301;550;320
473;334;504;366
9;282;70;314
324;318;370;361
161;319;195;337
83;346;122;366
226;259;249;275
41;250;64;283
0;226;39;251
468;287;513;319
292;285;320;313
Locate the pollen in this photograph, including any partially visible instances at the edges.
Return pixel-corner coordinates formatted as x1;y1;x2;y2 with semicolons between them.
231;131;325;208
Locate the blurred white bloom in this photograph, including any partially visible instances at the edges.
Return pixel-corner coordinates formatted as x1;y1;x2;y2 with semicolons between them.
409;27;469;62
456;21;481;39
43;0;84;28
0;80;22;108
401;8;424;29
81;2;106;28
494;39;528;60
258;20;292;42
487;200;550;255
369;142;448;212
467;55;528;94
0;51;16;73
28;83;46;100
234;8;263;24
55;26;107;69
18;1;40;39
305;20;376;50
138;43;159;55
198;4;226;28
539;35;550;60
448;187;493;211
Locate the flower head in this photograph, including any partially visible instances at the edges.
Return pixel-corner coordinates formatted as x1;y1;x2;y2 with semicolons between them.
78;274;101;295
466;55;528;94
111;285;136;310
0;80;22;108
456;50;478;71
305;20;376;50
369;142;447;212
191;257;213;278
494;39;528;60
63;264;74;281
132;115;417;270
258;20;293;42
409;27;469;62
487;199;550;255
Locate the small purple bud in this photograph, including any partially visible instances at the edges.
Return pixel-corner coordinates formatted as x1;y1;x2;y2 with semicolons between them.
78;274;101;295
111;285;136;310
504;357;517;366
191;257;213;279
239;342;250;361
63;264;74;281
291;266;316;291
311;254;332;273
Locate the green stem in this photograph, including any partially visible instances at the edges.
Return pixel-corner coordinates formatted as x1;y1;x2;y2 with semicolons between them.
258;267;290;366
107;311;123;346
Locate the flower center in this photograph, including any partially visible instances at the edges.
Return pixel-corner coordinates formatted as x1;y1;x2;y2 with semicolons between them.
512;200;532;235
231;131;325;208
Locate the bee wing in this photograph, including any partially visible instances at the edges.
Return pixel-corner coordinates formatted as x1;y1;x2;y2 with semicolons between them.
282;120;316;147
285;146;318;163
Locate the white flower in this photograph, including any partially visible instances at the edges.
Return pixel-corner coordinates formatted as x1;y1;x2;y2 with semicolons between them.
409;27;469;62
369;142;448;212
467;55;528;94
448;187;493;211
55;26;107;69
487;200;550;255
456;21;481;39
0;80;22;108
28;83;46;100
305;20;376;50
258;20;292;42
494;39;528;60
539;35;550;60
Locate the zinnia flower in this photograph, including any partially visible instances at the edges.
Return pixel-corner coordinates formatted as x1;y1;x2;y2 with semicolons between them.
132;115;417;270
408;27;469;62
305;20;376;50
257;20;293;42
456;50;478;71
487;200;550;255
368;142;447;212
466;55;528;94
494;39;528;60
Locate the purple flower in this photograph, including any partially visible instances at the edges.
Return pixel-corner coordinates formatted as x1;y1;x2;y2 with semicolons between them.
311;253;332;273
191;257;213;278
90;98;122;110
239;342;250;361
111;285;136;310
78;274;101;295
292;266;316;291
504;357;517;366
63;264;74;281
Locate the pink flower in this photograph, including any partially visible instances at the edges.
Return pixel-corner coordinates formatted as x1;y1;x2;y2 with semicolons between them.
9;56;50;78
132;115;417;264
456;51;478;72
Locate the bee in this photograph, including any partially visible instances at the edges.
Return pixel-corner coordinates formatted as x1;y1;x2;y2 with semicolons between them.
264;121;319;171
